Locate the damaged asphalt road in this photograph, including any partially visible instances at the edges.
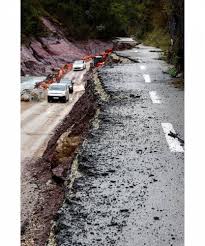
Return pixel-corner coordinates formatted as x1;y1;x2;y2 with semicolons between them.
53;45;184;246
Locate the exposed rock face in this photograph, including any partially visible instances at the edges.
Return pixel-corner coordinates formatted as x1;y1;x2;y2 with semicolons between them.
21;18;113;76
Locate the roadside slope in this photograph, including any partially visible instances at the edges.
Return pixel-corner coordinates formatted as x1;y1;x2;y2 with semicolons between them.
21;17;113;76
21;70;98;246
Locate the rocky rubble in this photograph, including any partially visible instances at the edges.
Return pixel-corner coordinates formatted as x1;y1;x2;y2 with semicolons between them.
113;38;138;51
108;53;133;64
21;88;47;102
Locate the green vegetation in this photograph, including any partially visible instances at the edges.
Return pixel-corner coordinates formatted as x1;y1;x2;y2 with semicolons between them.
21;0;184;71
21;0;45;42
143;28;170;51
140;0;170;52
21;0;154;40
167;67;178;78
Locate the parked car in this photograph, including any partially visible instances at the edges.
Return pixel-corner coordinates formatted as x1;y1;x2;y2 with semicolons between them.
47;83;69;103
73;60;86;71
60;78;74;93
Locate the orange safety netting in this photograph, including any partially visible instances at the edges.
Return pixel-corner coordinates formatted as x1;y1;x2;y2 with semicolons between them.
83;55;94;62
35;63;73;89
35;48;113;90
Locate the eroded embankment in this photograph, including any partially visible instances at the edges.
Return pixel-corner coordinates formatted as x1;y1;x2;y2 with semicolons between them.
21;50;133;246
21;71;100;246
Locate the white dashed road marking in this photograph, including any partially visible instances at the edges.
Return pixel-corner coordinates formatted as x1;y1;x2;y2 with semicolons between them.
143;74;151;83
149;91;161;104
140;65;146;70
161;123;184;152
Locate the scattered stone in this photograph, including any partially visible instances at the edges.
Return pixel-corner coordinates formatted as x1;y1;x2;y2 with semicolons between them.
21;88;47;102
120;209;129;213
113;40;137;51
136;149;143;154
108;169;115;173
130;94;141;98
101;172;109;177
108;222;118;227
21;90;31;101
46;179;52;186
110;53;121;63
176;73;183;78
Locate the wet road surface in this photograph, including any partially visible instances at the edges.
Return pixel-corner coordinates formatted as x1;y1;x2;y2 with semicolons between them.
21;65;90;229
54;45;184;246
21;65;89;164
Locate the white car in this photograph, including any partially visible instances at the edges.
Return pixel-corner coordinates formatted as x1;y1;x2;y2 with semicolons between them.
47;83;69;103
73;60;86;71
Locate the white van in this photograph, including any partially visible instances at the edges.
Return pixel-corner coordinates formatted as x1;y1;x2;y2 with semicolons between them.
47;83;69;103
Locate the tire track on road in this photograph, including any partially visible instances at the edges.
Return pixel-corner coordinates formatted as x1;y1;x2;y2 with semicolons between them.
21;91;84;163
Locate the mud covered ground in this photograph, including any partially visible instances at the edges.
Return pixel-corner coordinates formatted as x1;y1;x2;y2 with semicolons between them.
53;45;184;246
21;43;136;245
21;72;98;246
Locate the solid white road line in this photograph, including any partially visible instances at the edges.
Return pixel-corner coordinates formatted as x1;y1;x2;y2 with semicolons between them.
140;65;146;70
143;74;151;83
161;123;184;152
149;91;161;104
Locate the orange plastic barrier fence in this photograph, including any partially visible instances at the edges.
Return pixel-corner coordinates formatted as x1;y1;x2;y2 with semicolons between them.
105;48;113;54
83;55;94;62
36;63;73;89
35;47;112;90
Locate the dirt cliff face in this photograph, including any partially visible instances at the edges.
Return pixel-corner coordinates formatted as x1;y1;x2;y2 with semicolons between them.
21;17;113;76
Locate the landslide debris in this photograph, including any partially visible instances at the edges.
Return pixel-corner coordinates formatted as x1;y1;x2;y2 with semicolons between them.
21;88;47;102
21;71;99;246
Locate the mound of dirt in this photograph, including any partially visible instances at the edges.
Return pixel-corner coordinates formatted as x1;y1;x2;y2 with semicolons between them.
21;88;47;102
